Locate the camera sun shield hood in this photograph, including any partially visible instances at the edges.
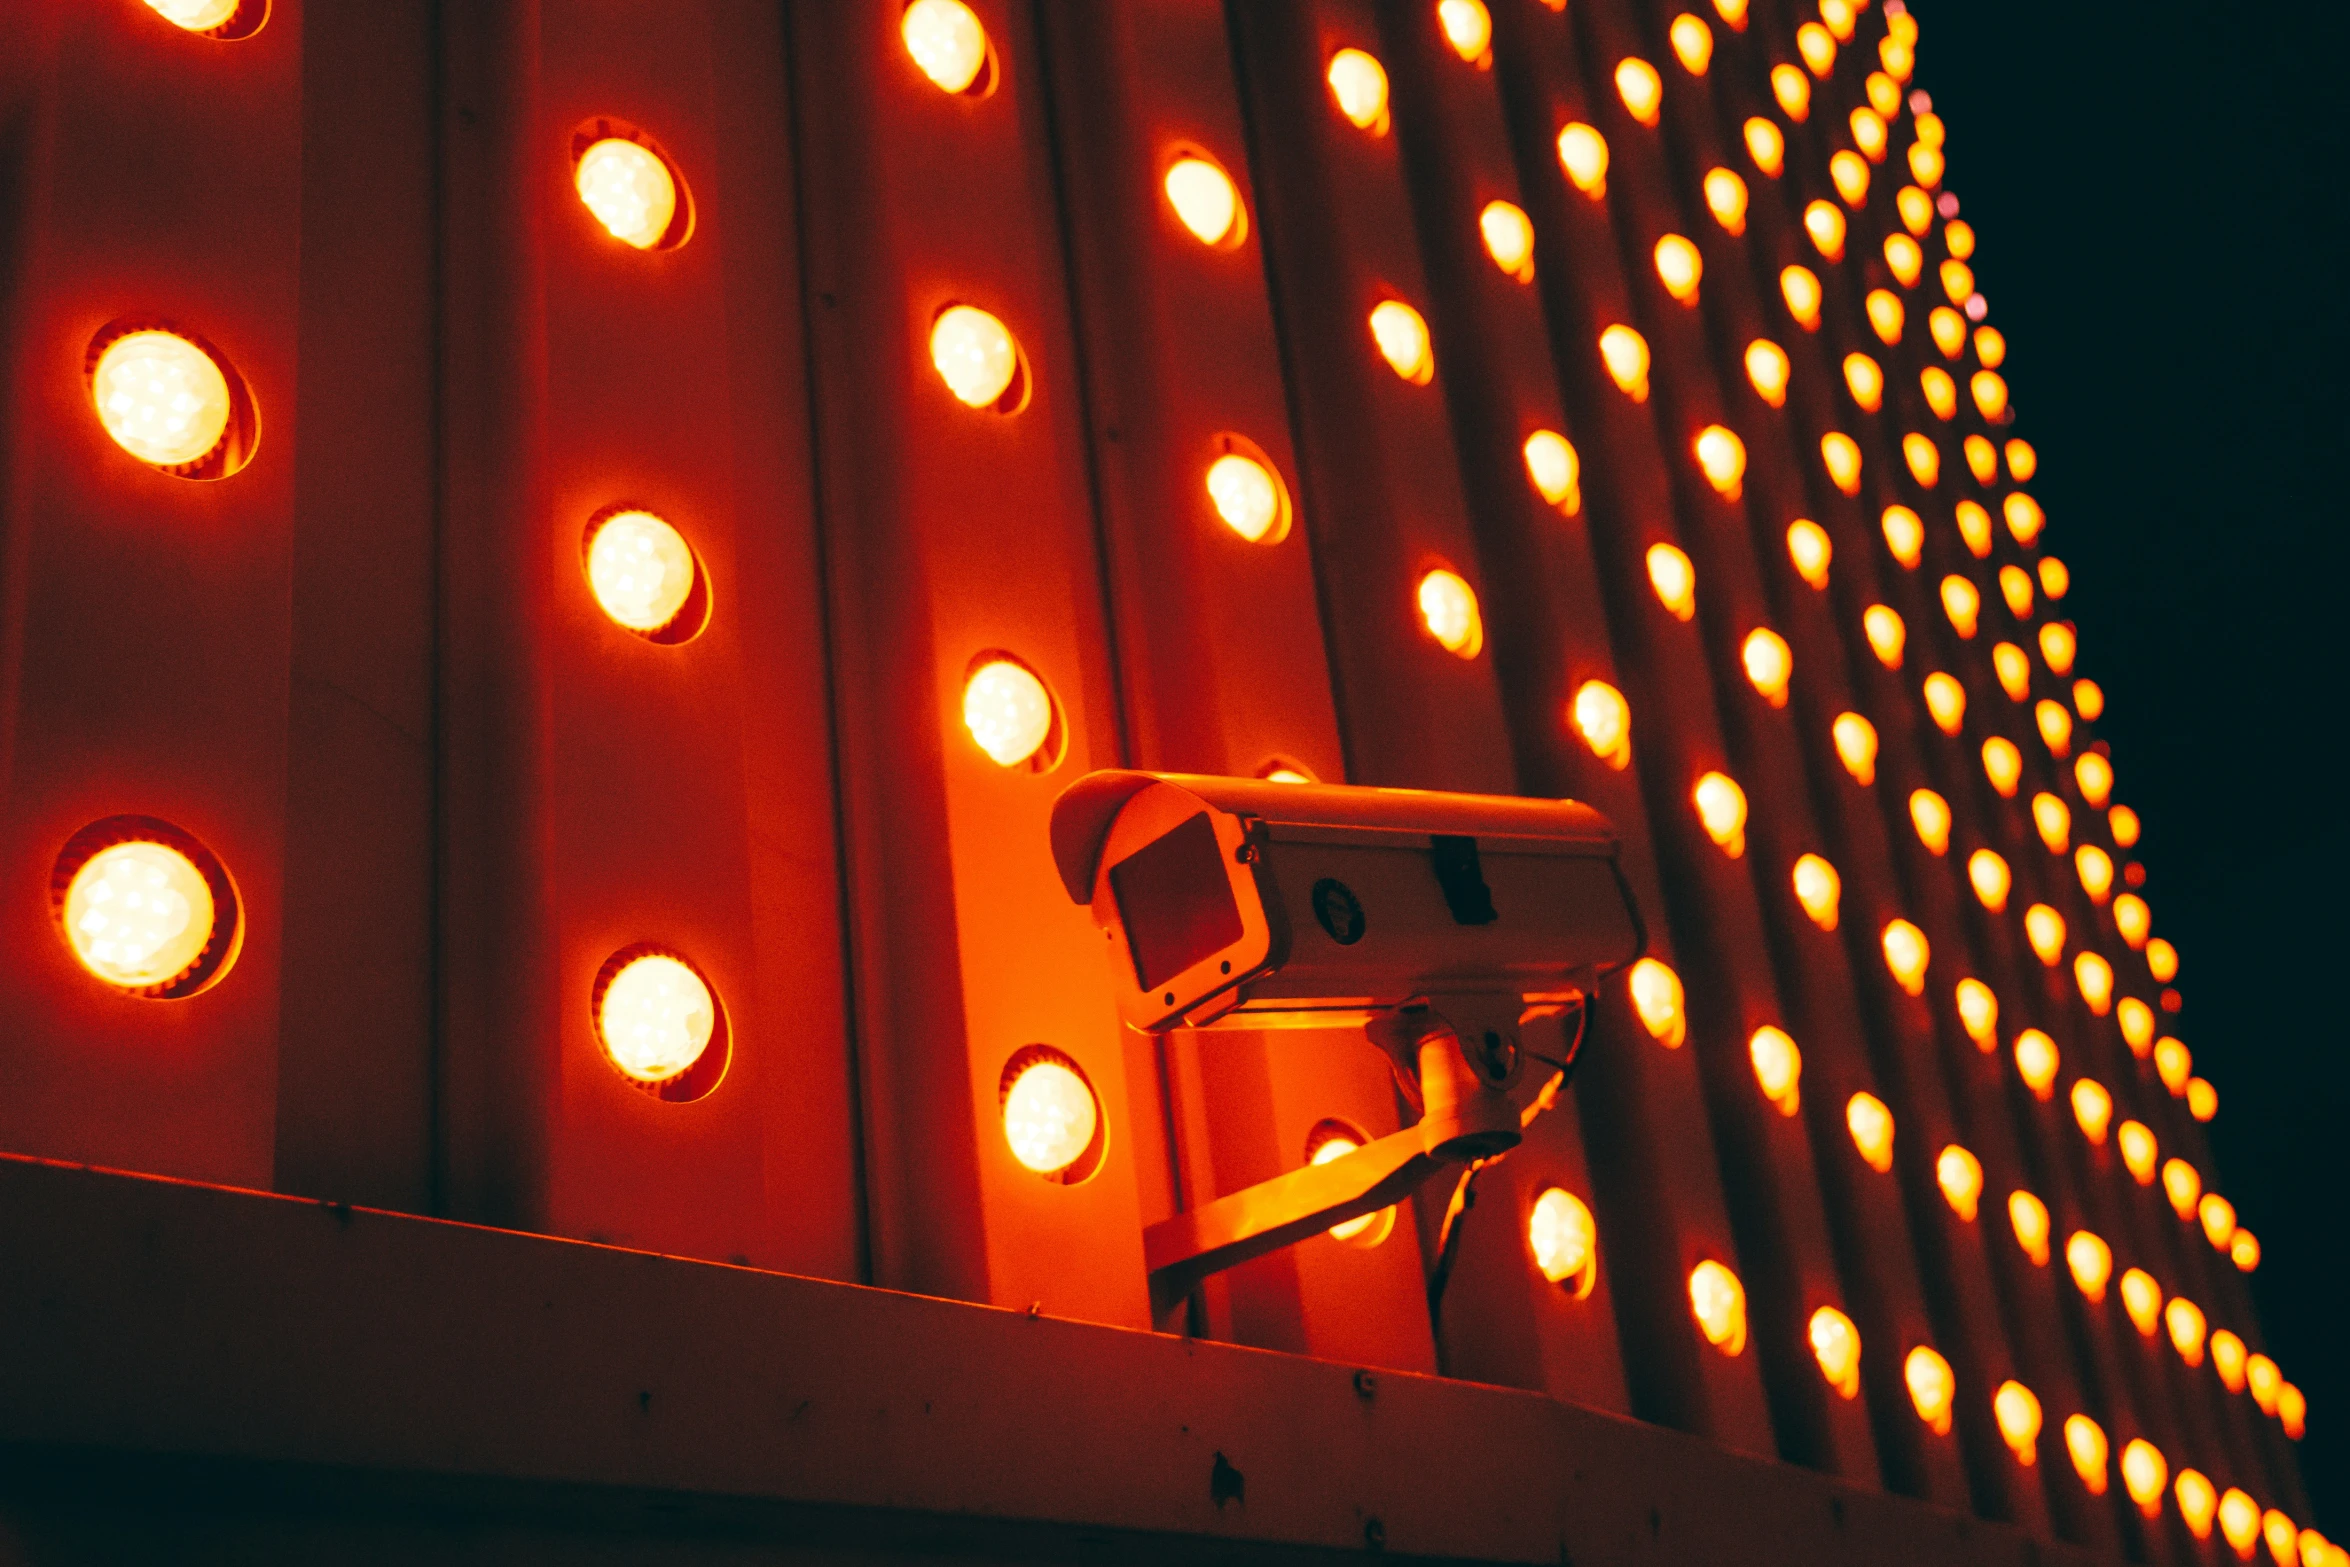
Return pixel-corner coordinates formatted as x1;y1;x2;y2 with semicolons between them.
1049;770;1646;1034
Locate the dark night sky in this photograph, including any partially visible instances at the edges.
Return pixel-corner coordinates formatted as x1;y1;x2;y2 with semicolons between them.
1919;0;2349;1521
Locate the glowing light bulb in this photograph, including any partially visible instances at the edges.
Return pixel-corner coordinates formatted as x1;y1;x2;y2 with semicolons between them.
2212;1330;2249;1392
1867;289;1905;345
1992;566;2032;624
1845;352;1885;412
1922;307;1962;360
2222;1491;2263;1562
2066;1231;2112;1303
1964;434;1998;485
1922;674;1965;737
2008;439;2040;482
903;0;991;93
1832;712;1877;785
1788;520;1832;589
1909;787;1951;854
144;0;241;29
2070;1078;2112;1146
2232;1222;2262;1265
2162;1155;2200;1217
1819;0;1855;42
1307;1130;1388;1242
2009;1191;2051;1265
1972;370;2010;423
1863;605;1906;668
964;659;1055;766
1938;261;1976;308
2032;791;2069;853
931;305;1024;410
2023;905;2065;968
60;838;218;991
1995;1380;2043;1464
1938;1145;1983;1219
1822;432;1862;495
1629;957;1687;1047
1885;233;1924;287
1439;0;1493;64
1695;771;1748;857
1648;543;1696;620
596;952;715;1084
2004;492;2045;545
1956;499;1993;557
1975;325;2008;366
1939;574;1978;635
2039;622;2077;676
1797;21;1836;75
1804;200;1847;261
2178;1470;2219;1541
2035;700;2073;757
1848;110;1886;166
1746;339;1792;407
1656;235;1704;304
1669;12;1713;73
1910;142;1946;187
1750;1025;1802;1115
1371;300;1435;384
2120;1268;2162;1336
1601;324;1651;400
1701;420;1757;500
2118;1122;2157;1185
1832;149;1870;207
2200;1192;2237;1251
1208;452;1287;543
1897;185;1934;235
2119;994;2155;1052
1968;849;2010;912
1572;679;1632;770
2121;1440;2167;1520
2014;1029;2059;1099
2157;1042;2193;1099
2147;937;2178;983
2280;1384;2306;1440
1907;1346;1955;1434
1994;643;2031;701
1689;1260;1748;1354
1615;57;1663;126
2109;805;2140;846
1480;200;1535;281
586;509;698;633
91;329;235;471
1783;266;1824;330
1882;919;1929;995
1920;367;1958;421
1881;33;1915;81
2065;1414;2110;1495
2189;1077;2218;1122
1327;49;1391;134
2263;1512;2300;1567
1810;1306;1862;1397
2074;951;2113;1015
1557;123;1610;197
1742;627;1791;706
2076;845;2114;906
1745;117;1785;177
1902;432;1940;487
2073;679;2105;721
1705;167;1750;234
1524;430;1581;512
575;138;679;250
1846;1092;1894;1173
1418;568;1484;657
1793;854;1841;930
1945;219;1977;260
1956;978;1999;1050
1981;737;2021;797
1004;1053;1099;1175
1166;156;1243;246
1772;63;1811;122
1528;1187;1598;1293
1714;0;1748;29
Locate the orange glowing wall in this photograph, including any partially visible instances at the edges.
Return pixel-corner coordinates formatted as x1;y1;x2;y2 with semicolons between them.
0;0;2310;1553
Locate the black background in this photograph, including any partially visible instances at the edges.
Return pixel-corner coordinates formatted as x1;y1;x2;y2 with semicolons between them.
1920;0;2348;1520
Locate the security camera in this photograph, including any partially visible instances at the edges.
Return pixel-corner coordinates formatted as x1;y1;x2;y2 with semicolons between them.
1049;771;1644;1305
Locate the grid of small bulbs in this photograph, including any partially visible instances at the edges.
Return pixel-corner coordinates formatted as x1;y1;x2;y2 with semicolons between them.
102;0;2313;1549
